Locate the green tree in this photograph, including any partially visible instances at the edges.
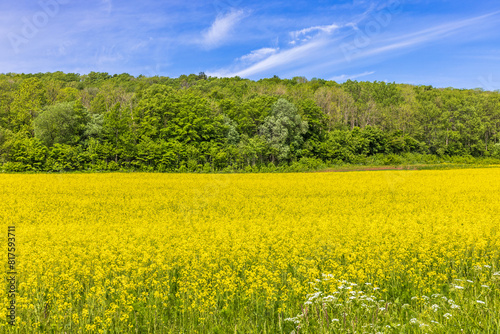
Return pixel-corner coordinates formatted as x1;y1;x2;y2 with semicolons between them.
56;87;80;102
1;134;47;171
103;103;132;163
9;78;47;136
259;98;308;163
34;101;89;147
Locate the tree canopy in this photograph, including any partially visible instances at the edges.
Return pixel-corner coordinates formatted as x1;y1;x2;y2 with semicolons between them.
0;72;499;172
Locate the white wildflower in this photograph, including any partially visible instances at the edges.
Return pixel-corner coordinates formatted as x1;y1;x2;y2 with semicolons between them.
323;295;337;302
443;313;452;319
308;291;322;301
285;317;300;324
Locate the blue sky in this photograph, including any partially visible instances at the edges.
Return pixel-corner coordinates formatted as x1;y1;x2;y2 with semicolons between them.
1;0;500;89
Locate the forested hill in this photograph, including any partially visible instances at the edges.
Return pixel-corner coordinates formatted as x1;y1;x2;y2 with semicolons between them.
0;72;499;172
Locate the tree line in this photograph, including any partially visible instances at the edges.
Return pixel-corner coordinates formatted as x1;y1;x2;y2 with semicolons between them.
0;71;499;172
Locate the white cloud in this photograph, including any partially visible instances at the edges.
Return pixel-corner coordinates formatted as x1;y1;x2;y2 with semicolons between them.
208;21;343;78
290;23;339;41
343;11;500;63
329;71;375;82
198;10;500;80
201;9;246;49
229;38;328;77
214;12;499;81
298;10;500;78
131;37;153;51
238;47;279;63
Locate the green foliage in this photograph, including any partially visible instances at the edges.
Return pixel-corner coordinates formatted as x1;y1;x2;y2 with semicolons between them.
34;101;90;147
223;115;240;145
56;87;80;102
0;72;500;172
491;143;500;158
9;77;47;135
45;144;85;171
1;134;47;171
259;98;308;163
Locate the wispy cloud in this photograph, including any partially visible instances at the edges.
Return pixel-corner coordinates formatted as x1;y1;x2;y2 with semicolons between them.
222;38;328;77
215;10;500;80
200;9;247;49
335;10;500;65
238;47;279;63
2;0;500;87
209;20;342;77
290;23;339;42
329;71;375;82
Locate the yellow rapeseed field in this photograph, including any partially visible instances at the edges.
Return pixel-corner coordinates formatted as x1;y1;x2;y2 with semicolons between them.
1;169;500;333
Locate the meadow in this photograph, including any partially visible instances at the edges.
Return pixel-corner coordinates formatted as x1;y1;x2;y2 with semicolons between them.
1;169;500;333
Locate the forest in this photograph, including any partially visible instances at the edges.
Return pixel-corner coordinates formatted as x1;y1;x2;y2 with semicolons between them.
0;71;499;172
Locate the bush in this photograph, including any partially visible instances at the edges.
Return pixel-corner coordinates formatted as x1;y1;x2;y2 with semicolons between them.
491;143;500;159
2;162;29;172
